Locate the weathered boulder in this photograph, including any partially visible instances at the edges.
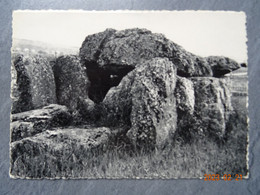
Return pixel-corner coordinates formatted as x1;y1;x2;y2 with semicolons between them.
175;76;195;116
80;28;117;64
79;28;212;103
190;77;233;139
80;28;212;77
12;54;57;113
96;28;213;78
10;127;111;178
174;77;195;141
53;55;90;110
11;104;71;142
73;97;96;124
103;58;177;150
79;29;119;103
206;56;240;77
80;28;240;102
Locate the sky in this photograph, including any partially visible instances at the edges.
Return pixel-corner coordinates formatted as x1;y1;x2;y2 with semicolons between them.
13;11;247;63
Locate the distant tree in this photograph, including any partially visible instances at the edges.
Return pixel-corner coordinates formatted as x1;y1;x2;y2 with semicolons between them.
241;63;247;67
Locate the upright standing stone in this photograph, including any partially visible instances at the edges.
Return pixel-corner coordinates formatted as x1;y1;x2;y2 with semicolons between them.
12;54;57;113
103;58;178;150
191;77;233;138
53;55;90;111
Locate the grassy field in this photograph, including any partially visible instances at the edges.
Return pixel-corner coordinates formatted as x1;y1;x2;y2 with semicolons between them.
39;71;249;179
14;99;248;179
78;136;248;178
11;56;248;178
39;119;247;179
76;70;248;179
38;93;248;179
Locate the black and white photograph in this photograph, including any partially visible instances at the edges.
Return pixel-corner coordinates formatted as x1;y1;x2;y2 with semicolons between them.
10;11;248;179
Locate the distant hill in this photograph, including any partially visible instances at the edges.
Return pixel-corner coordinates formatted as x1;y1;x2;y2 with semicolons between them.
12;38;79;56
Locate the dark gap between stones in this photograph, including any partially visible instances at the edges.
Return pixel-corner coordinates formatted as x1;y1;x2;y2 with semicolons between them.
85;61;135;103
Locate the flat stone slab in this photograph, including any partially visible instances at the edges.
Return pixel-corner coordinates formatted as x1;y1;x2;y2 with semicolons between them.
10;127;111;178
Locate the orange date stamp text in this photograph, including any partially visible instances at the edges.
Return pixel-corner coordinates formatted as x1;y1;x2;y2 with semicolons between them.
204;174;243;181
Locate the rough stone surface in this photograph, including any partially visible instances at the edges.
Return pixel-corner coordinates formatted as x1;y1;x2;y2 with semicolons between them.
74;97;96;123
191;77;233;138
79;28;240;103
11;63;19;113
79;29;119;103
79;28;212;102
103;58;177;150
53;55;90;110
10;127;111;178
12;54;57;113
80;28;213;78
174;76;195;140
175;76;195;116
11;104;72;142
80;28;117;64
206;56;241;77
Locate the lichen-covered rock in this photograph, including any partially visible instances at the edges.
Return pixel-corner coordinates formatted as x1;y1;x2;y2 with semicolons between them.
191;77;233;138
53;55;90;110
12;54;57;113
11;104;71;142
103;58;177;150
80;28;116;64
174;77;195;141
101;73;133;127
79;28;240;103
73;97;96;124
11;63;19;113
80;29;131;103
80;28;213;78
206;56;241;77
11;121;43;142
175;76;195;116
10;127;111;178
79;28;212;102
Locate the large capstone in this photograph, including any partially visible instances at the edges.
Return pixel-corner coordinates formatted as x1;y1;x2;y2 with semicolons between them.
80;28;117;64
12;54;57;113
79;29;120;103
80;28;240;103
103;58;177;150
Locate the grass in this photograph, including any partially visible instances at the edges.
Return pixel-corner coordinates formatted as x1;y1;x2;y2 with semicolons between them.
77;81;248;179
10;53;248;179
78;131;247;179
12;110;247;179
32;134;247;179
11;83;248;179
